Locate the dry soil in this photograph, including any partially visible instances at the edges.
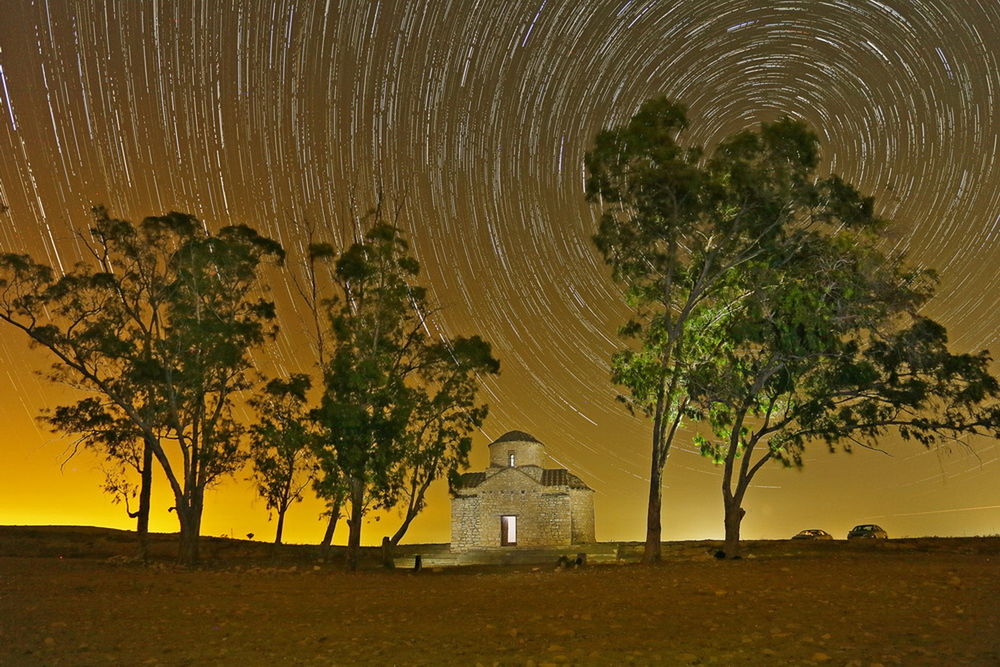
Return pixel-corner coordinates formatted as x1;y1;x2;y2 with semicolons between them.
0;532;997;665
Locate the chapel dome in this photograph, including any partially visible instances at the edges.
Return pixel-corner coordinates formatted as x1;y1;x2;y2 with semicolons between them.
491;430;541;444
488;430;546;468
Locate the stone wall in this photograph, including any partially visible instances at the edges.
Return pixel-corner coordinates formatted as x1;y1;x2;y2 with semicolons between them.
570;488;596;543
452;490;572;552
450;494;481;553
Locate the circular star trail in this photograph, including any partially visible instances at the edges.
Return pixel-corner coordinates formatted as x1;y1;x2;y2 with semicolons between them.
1;0;998;543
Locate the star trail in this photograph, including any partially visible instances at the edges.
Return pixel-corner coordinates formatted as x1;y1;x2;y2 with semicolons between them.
1;0;998;544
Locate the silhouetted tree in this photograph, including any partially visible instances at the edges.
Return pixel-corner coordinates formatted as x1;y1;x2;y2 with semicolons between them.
304;210;497;569
270;220;351;549
389;334;498;545
586;98;899;562
249;374;319;545
42;398;162;559
0;207;283;565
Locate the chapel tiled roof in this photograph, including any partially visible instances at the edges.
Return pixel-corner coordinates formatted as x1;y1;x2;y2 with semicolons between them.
452;468;591;491
541;468;591;489
453;472;486;489
490;430;541;444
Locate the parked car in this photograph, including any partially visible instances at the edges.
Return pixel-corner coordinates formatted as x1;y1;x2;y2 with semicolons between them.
847;524;888;539
792;529;833;540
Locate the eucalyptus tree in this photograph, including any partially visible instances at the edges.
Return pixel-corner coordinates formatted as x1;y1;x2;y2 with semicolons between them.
0;207;283;564
586;97;890;562
687;232;1000;557
388;334;498;546
1;209;170;555
43;396;162;553
306;217;498;569
284;229;348;547
248;374;319;545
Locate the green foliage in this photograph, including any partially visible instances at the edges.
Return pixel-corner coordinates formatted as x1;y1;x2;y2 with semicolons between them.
587;97;873;423
248;374;318;542
689;228;997;471
670;142;1000;556
299;218;498;552
585;96;957;560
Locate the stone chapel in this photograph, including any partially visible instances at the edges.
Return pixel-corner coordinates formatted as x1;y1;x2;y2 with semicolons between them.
449;430;595;552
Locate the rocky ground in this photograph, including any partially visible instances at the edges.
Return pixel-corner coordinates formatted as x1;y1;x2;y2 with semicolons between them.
0;528;997;665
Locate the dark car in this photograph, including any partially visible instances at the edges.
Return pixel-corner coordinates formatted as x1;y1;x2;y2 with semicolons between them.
792;529;833;540
847;524;888;539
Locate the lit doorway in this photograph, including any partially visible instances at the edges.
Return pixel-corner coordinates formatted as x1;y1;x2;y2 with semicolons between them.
500;515;517;546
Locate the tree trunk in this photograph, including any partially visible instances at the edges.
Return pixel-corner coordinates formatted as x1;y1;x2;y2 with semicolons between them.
391;479;432;547
320;497;341;547
136;436;154;562
389;507;417;546
346;482;364;571
274;509;286;545
642;456;664;564
723;498;744;559
176;490;204;566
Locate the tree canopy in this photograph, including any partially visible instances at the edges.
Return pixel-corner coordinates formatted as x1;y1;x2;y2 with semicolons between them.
248;374;319;545
687;228;1000;556
0;207;284;564
288;212;498;568
586;97;940;562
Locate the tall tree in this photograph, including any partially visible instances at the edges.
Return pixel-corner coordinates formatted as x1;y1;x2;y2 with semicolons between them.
586;98;888;562
0;207;283;564
309;218;498;569
156;216;284;564
248;374;318;545
687;232;1000;557
284;224;349;548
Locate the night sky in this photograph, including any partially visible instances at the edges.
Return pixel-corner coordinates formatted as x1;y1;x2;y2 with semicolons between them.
1;0;998;545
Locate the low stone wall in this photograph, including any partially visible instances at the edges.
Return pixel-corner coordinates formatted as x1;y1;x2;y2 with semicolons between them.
395;543;621;568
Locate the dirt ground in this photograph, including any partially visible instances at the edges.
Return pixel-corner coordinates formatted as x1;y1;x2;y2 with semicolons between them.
1;534;998;665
